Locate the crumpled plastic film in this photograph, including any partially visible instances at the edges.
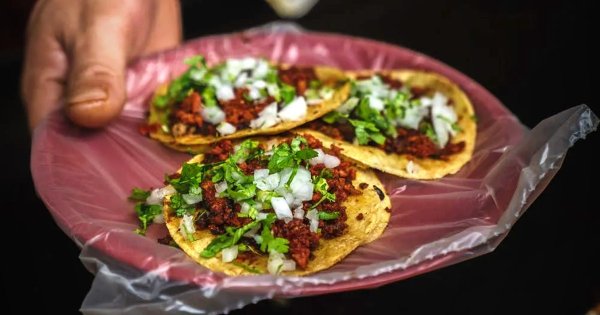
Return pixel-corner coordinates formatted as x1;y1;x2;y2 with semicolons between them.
30;23;598;314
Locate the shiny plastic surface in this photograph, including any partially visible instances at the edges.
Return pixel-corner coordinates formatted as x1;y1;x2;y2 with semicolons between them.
31;24;598;314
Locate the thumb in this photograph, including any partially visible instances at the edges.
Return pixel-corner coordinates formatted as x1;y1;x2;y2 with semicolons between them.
65;12;128;128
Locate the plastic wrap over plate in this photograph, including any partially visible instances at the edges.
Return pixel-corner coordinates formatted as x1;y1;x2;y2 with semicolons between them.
30;23;598;314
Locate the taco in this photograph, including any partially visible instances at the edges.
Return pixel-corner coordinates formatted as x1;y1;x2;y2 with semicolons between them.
132;134;391;275
298;70;477;179
143;55;350;148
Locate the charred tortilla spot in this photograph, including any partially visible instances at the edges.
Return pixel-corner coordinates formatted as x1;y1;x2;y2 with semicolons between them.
356;213;364;221
385;207;391;213
373;185;385;201
359;182;369;189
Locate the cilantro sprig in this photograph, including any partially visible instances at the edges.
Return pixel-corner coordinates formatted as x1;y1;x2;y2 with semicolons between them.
153;55;208;108
128;187;161;235
268;137;318;174
200;221;261;258
259;214;290;254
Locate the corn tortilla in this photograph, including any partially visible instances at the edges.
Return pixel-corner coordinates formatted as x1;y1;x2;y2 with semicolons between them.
296;70;476;179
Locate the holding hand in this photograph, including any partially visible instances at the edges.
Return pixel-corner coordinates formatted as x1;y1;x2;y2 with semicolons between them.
22;0;182;129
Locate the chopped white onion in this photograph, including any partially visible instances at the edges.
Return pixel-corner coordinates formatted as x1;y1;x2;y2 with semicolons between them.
240;202;251;215
209;75;223;88
247;86;262;100
368;95;385;111
255;173;280;191
289;168;313;202
253;60;270;79
307;98;322;105
146;186;176;205
266;83;280;99
271;197;293;222
431;92;457;148
240;57;257;70
255;212;268;221
250;102;280;129
268;252;296;275
250;115;280;130
293;207;305;220
397;105;428;130
319;87;334;100
335;97;359;114
309;148;325;165
216;122;237;136
306;209;319;233
189;68;207;81
179;214;196;238
234;71;249;87
419;96;433;107
253;169;270;180
221;245;238;263
215;181;228;195
323;154;341;169
261;102;279;117
225;59;243;79
277;96;307;122
277;167;313;203
216;84;235;101
252;80;267;89
201;106;225;124
275;187;295;206
153;214;165;224
182;193;203;205
282;259;296;271
406;160;418;175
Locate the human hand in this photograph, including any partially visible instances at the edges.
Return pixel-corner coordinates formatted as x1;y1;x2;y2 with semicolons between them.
22;0;182;129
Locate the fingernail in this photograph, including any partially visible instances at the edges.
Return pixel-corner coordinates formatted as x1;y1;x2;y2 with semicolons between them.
67;84;108;107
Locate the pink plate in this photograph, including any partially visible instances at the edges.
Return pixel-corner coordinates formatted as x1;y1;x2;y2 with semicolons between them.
32;29;531;298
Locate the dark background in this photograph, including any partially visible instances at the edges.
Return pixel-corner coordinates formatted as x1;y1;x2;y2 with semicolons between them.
1;0;598;314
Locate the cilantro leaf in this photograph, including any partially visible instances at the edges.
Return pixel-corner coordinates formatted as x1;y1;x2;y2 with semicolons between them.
268;143;295;173
265;69;279;84
294;148;318;160
135;204;163;235
199;234;231;258
318;211;340;220
280;83;296;105
267;237;289;254
153;55;209;109
268;138;317;174
169;193;195;217
354;97;389;130
259;214;289;254
290;136;306;151
168;163;204;193
322;111;348;124
200;221;260;258
420;122;438;143
227;183;257;201
184;55;207;67
349;119;386;145
201;86;218;107
310;177;336;209
129;188;150;202
231;139;260;163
